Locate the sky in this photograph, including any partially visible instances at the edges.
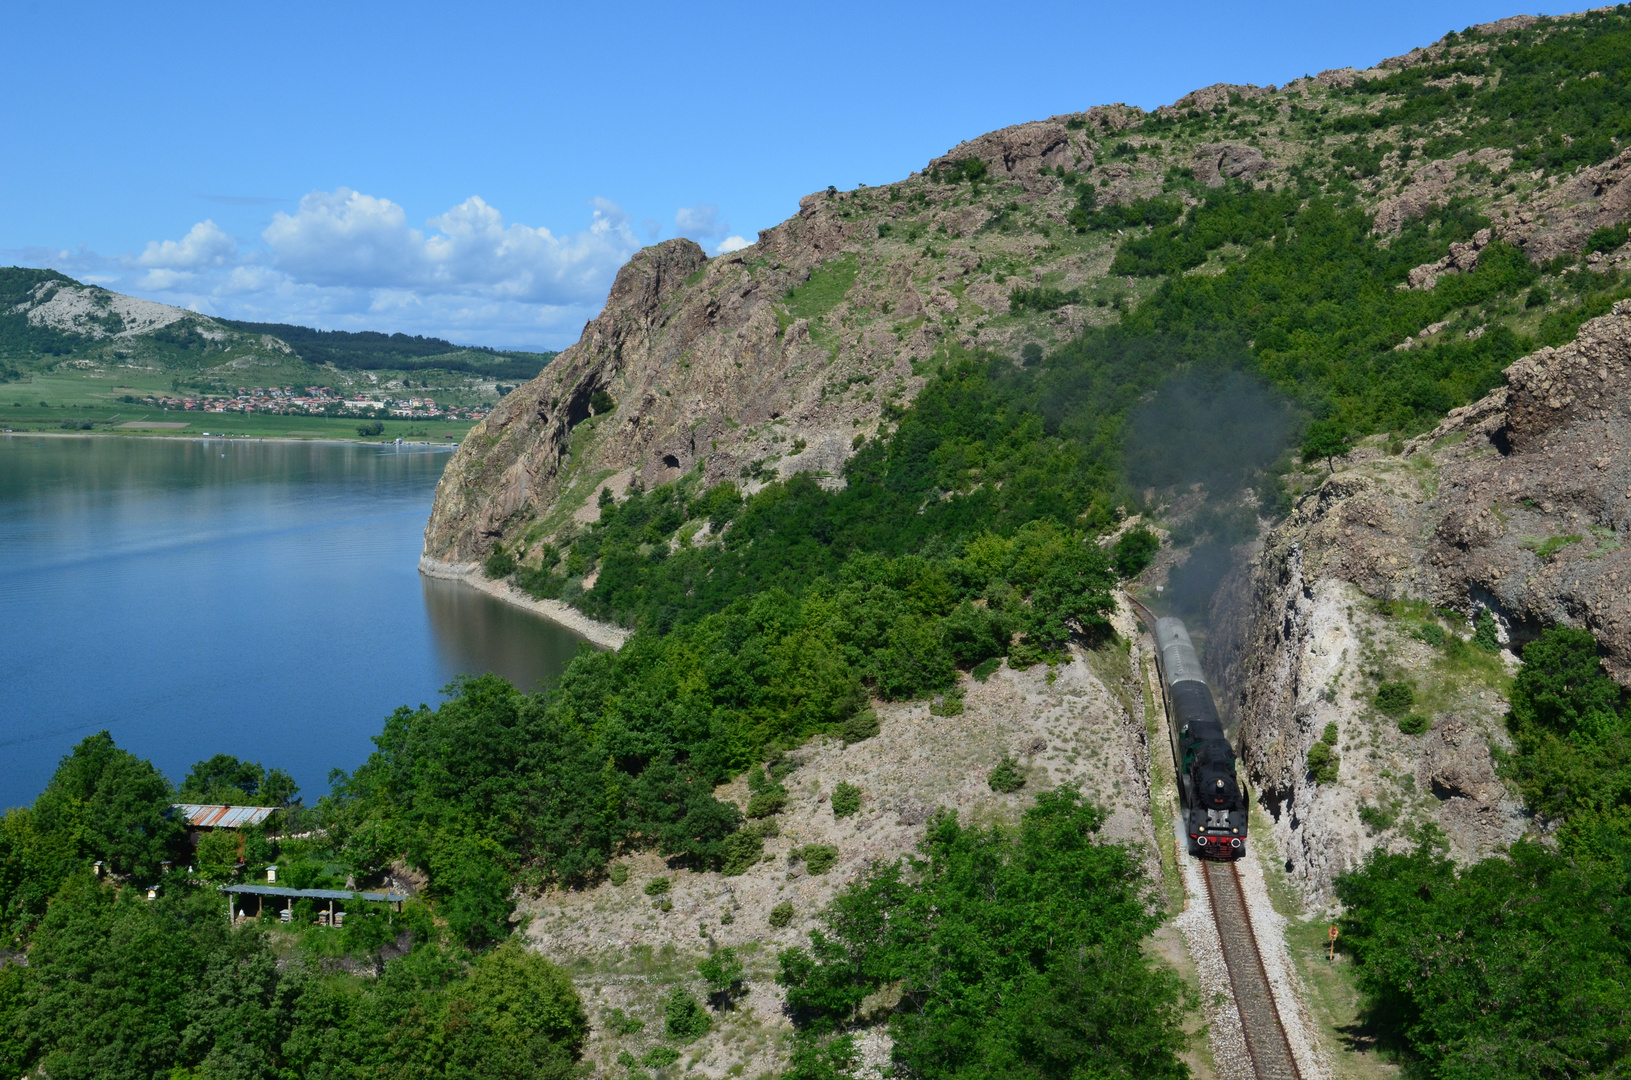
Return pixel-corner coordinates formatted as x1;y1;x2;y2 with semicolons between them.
1;1;1578;351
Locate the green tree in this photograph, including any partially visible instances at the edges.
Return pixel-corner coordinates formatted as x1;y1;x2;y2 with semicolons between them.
663;986;709;1041
1336;841;1631;1078
777;789;1188;1078
1111;526;1160;578
698;947;745;1008
31;732;184;881
1301;420;1350;473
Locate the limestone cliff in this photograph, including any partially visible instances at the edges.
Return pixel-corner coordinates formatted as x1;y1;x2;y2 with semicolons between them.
1214;304;1631;896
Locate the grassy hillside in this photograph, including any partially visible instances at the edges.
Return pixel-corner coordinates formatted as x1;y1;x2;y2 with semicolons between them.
0;268;556;437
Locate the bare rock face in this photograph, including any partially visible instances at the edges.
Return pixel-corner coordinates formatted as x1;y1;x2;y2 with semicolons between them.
1213;306;1631;896
423;112;1160;565
926;110;1127;188
1496;149;1631;263
1193;143;1274;187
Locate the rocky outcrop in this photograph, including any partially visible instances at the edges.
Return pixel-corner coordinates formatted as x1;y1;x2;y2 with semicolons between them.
1193;143;1274;187
423;13;1631;573
1494;148;1631;262
927;114;1104;188
1404;228;1493;289
1213;305;1631;896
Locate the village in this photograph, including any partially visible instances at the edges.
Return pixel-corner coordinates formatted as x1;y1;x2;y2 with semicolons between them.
131;385;494;421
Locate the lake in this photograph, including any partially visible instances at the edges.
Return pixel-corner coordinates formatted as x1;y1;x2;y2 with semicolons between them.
0;434;589;811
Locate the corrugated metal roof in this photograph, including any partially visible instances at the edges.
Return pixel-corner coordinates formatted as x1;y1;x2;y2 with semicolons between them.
173;804;278;828
220;884;409;902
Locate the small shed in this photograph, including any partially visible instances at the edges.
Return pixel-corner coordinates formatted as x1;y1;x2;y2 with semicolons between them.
219;883;409;927
173;804;279;831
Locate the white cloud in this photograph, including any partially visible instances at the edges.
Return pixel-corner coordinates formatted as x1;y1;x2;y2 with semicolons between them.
137;219;237;269
256;188;639;309
10;187;747;348
674;204;729;242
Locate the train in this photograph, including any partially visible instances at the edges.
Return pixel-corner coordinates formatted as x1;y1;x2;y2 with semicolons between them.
1153;616;1247;860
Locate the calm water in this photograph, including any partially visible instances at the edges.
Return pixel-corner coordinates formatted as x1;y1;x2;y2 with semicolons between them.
0;435;589;810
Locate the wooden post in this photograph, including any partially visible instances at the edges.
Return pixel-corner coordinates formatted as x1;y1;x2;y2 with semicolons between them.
1328;925;1340;961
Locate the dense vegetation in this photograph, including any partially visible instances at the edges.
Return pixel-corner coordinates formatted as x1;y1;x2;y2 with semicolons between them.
777;790;1188;1079
1335;628;1631;1076
0;737;589;1080
216;319;555;379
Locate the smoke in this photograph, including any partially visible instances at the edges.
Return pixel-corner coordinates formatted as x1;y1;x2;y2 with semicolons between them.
1122;368;1296;619
1123;367;1294;499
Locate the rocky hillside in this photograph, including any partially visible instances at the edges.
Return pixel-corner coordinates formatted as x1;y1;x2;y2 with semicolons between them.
1213;303;1631;894
425;9;1631;567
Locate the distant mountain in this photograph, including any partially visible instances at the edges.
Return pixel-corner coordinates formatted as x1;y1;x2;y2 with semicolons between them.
0;267;554;381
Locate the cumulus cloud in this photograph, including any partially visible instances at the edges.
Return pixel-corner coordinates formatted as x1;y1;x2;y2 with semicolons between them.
10;187;748;348
136;220;238;270
258;188;638;308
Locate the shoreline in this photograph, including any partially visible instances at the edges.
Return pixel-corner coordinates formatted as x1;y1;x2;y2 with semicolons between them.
418;557;631;650
2;430;460;449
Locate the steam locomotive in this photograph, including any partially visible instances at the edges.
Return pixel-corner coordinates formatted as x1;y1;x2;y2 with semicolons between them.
1154;616;1247;860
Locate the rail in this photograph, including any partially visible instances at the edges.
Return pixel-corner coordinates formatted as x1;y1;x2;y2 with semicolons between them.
1126;592;1302;1080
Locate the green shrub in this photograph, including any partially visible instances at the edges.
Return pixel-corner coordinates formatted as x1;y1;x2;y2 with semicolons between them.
1473;608;1501;652
971;657;1001;682
1357;803;1396;834
988;757;1026;793
1010;286;1082;312
769;901;795;928
830;782;861;819
792;845;840;875
1525;285;1551;308
644;876;671;896
840;709;880;745
483;544;516;579
1111;527;1160;578
928;688;964;716
663;987;709;1041
1586;224;1627;254
589;390;615;415
746;787;787;819
606;1007;644;1035
1374;681;1415;717
355;419;384;437
1398;713;1430;736
1413;622;1446;647
644;1045;680;1068
1307;741;1339;784
721;830;764;876
609;862;628;886
1336;842;1631;1077
1512;627;1625;748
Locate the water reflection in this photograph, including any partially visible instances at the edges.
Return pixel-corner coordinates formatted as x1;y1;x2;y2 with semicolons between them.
421;575;590;692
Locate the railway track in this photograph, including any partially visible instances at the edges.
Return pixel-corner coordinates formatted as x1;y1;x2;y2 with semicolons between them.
1127;594;1302;1080
1202;858;1302;1080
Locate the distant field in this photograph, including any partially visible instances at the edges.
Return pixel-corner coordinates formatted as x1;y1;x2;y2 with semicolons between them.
1;372;478;442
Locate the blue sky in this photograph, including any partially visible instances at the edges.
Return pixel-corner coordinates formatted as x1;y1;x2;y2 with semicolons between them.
1;1;1575;350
